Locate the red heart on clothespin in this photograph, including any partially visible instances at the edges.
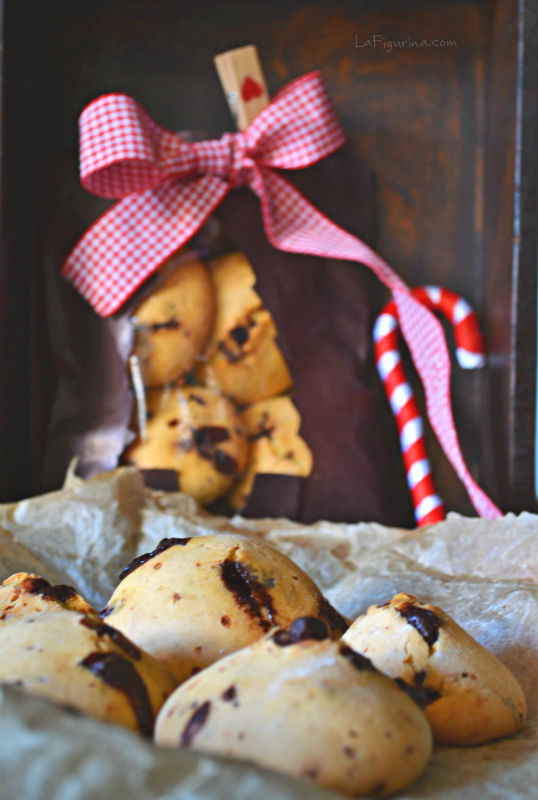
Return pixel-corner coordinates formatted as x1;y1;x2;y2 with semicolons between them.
241;75;263;102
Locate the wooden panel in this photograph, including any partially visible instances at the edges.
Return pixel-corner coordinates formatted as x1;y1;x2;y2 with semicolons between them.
0;0;536;517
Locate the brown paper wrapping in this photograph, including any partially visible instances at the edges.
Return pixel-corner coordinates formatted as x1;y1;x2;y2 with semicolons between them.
0;467;536;799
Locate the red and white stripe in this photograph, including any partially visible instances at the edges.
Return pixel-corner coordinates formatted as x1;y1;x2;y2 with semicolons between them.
373;287;485;527
411;286;485;369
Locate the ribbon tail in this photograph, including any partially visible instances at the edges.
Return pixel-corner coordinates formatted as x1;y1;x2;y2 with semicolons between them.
395;290;501;519
251;166;502;520
62;176;229;316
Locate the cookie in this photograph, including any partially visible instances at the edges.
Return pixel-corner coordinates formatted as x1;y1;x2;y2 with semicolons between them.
202;308;292;405
0;573;96;621
227;396;313;510
104;534;349;683
125;386;249;505
203;252;292;404
207;251;262;349
0;610;178;735
131;252;214;387
154;618;432;797
342;592;528;745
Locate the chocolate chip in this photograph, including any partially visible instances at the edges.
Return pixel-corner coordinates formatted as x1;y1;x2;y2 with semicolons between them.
397;602;442;647
79;651;154;736
183;370;198;386
213;448;238;476
190;427;238;476
221;685;237;702
180;700;211;746
193;425;230;449
248;426;274;442
80;616;141;660
394;671;441;708
339;644;376;672
273;616;329;646
188;393;207;406
317;596;349;636
230;325;249;345
220;615;232;627
137;319;181;333
220;559;276;632
272;629;294;646
21;576;77;605
119;537;192;581
247;411;274;442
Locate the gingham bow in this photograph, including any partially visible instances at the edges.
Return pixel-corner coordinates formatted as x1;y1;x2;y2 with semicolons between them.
62;70;501;521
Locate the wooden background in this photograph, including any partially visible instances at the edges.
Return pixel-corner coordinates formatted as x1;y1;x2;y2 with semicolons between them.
1;0;536;518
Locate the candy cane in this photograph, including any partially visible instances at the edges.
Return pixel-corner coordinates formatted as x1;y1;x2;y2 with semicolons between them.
411;286;485;369
373;287;485;526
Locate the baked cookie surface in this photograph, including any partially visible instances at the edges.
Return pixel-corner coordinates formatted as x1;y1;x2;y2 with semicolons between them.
0;610;178;735
0;572;96;621
155;618;432;797
342;592;528;745
104;534;349;683
125;385;249;505
131;252;214;388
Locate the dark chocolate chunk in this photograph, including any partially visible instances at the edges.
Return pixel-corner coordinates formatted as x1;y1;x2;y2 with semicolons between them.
213;448;238;476
79;651;154;736
273;616;329;646
135;319;181;333
190;426;238;475
289;616;329;641
220;559;276;632
339;644;376;672
193;425;230;448
394;671;442;709
398;602;442;647
20;576;77;604
272;629;294;646
217;340;243;363
248;412;274;442
248;426;274;442
317;596;349;636
119;537;191;581
221;685;237;702
183;370;199;386
188;393;207;406
79;615;141;660
229;325;249;346
180;700;211;747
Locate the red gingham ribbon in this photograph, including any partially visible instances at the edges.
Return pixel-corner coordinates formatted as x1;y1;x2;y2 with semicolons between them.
62;71;501;521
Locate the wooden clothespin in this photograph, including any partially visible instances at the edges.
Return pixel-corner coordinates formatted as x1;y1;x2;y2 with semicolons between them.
214;45;270;132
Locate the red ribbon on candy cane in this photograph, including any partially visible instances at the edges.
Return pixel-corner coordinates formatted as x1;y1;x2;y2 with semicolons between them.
62;71;502;522
374;286;486;526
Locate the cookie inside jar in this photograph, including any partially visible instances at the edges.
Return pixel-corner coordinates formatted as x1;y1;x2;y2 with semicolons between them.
123;249;312;510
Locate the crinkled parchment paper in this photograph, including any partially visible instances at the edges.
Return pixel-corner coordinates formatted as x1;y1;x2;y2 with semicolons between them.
1;467;536;799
